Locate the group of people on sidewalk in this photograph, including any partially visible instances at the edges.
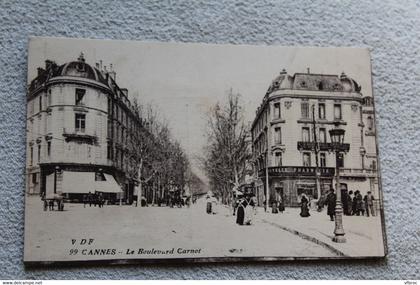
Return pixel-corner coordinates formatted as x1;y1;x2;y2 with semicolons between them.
83;192;105;208
41;192;64;211
323;189;376;221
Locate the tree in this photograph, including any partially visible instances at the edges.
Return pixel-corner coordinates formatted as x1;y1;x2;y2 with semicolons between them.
131;99;190;207
203;90;251;204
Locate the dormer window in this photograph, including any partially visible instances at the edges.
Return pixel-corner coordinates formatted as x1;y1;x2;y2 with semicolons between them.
300;81;307;88
333;83;342;91
317;81;323;90
75;88;86;106
77;62;85;72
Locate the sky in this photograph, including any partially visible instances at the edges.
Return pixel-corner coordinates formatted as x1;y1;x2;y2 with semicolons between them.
27;37;373;182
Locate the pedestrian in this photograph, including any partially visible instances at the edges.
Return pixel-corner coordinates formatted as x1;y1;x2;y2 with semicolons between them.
88;191;93;207
299;194;310;217
278;197;285;213
348;190;354;215
317;194;325;212
48;199;54;211
355;191;364;216
271;198;279;214
325;189;336;221
206;195;212;214
364;191;375;217
342;190;349;216
236;196;248;225
352;190;358;215
83;194;87;208
98;193;103;208
42;192;47;211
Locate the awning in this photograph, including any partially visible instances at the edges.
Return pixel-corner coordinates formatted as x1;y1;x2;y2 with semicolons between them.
53;171;123;194
95;174;123;193
61;171;95;194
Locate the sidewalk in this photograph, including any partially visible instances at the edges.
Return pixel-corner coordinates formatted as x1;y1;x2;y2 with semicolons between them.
254;206;385;257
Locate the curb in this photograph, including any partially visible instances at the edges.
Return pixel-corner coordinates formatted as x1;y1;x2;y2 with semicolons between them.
261;219;347;257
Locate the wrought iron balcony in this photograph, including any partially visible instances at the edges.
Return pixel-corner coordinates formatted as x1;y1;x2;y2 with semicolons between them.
297;141;350;152
258;166;335;178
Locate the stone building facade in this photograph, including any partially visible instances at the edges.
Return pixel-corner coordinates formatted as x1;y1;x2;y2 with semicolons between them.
251;69;380;207
26;54;144;203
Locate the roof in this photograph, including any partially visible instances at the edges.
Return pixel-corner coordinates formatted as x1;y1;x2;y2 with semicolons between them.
265;69;361;95
28;53;109;94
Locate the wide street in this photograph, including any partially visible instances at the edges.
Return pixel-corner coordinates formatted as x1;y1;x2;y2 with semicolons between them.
24;196;384;262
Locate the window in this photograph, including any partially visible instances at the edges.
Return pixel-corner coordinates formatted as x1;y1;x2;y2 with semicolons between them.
301;102;309;118
47;89;52;106
319;128;326;143
302;127;310;142
37;145;41;162
274;127;282;144
367;116;373;130
334;104;342;120
107;143;113;159
32;173;37;184
320;153;326;167
30;146;33;166
75;113;86;132
95;172;106;181
303;152;311;167
47;141;51;156
275;152;282;166
75;88;86;106
317;81;323;90
318;103;326;119
39;96;42;112
371;160;377;170
274;102;281;119
115;149;119;165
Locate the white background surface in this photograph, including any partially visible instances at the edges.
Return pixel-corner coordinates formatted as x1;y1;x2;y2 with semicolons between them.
0;0;419;279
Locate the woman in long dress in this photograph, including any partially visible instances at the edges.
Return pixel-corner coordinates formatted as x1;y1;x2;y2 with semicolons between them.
236;197;246;225
300;194;310;217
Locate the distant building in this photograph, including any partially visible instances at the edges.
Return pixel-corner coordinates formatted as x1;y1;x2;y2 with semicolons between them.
26;53;144;203
251;69;379;207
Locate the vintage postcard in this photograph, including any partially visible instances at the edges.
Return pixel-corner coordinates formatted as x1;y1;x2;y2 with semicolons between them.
24;37;386;264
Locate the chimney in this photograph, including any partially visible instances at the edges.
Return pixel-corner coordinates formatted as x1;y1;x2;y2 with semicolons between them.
45;60;53;70
37;67;45;76
307;67;310;74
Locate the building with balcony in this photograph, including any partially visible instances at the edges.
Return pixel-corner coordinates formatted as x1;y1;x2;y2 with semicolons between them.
26;53;145;203
251;69;380;207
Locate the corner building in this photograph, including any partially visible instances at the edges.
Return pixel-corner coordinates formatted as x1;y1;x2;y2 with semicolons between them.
26;54;144;203
251;69;379;207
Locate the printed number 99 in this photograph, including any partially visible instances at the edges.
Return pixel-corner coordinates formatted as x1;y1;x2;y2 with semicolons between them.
69;249;78;255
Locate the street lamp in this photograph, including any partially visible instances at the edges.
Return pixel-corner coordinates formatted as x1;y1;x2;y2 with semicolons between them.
329;125;346;243
54;166;60;194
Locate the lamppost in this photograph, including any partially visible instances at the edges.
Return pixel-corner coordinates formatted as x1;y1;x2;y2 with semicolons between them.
329;125;347;243
54;166;60;194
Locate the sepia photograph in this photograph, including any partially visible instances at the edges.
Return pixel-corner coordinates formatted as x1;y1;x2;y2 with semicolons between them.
23;37;386;264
